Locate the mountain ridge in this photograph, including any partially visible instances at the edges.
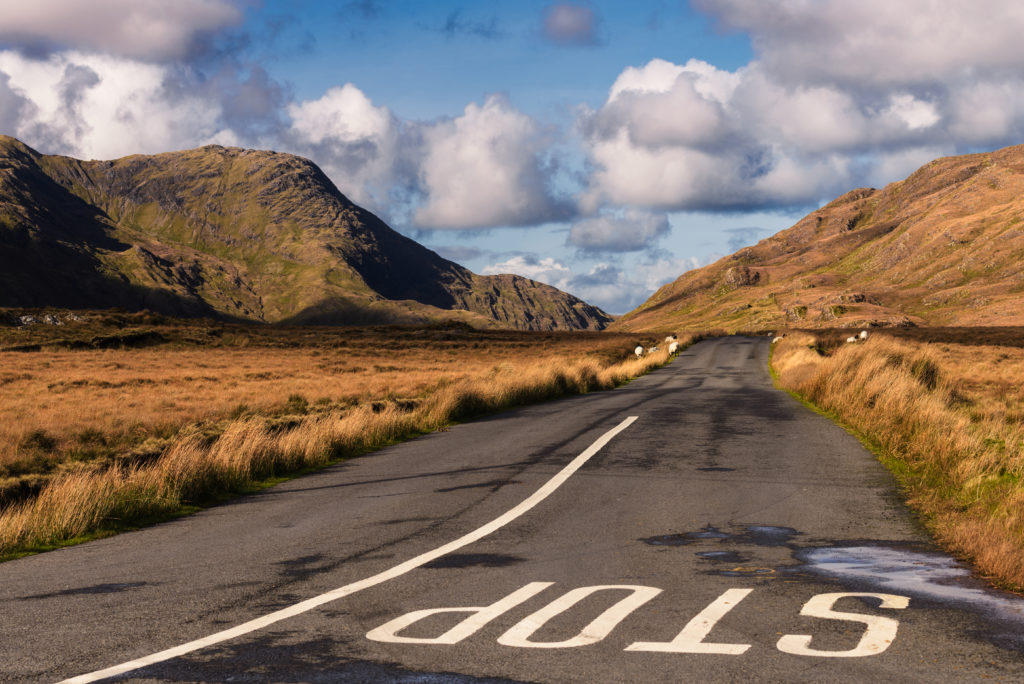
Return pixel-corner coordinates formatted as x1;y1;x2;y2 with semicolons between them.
613;143;1024;332
0;136;612;331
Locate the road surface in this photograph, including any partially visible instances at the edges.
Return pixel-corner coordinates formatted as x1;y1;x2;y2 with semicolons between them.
2;336;1023;682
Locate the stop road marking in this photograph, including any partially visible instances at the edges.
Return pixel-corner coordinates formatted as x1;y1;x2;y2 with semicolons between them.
367;583;910;658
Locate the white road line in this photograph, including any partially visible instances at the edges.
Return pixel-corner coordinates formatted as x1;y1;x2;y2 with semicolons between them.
61;415;639;683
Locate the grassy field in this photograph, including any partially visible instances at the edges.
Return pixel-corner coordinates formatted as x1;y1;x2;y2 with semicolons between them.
0;311;693;559
771;328;1024;591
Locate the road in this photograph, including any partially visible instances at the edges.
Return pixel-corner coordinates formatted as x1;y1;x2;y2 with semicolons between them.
2;336;1023;682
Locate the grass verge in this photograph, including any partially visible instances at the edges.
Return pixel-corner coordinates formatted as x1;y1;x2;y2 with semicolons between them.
771;331;1024;591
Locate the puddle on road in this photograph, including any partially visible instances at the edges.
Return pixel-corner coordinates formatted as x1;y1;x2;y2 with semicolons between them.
640;525;797;549
696;550;746;563
799;546;1024;622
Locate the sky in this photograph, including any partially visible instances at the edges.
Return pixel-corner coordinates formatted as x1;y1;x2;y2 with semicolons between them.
2;2;1024;314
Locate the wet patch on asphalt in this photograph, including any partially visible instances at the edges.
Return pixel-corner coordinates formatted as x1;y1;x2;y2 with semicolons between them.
640;522;1024;649
423;553;526;569
21;581;150;600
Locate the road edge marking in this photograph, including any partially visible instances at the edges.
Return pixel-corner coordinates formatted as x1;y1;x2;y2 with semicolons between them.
61;415;639;683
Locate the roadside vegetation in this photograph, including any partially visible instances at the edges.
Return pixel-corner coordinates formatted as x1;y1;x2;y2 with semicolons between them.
772;329;1024;590
0;310;696;560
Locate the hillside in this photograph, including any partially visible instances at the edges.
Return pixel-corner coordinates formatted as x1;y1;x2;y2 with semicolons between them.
614;144;1024;331
0;136;611;330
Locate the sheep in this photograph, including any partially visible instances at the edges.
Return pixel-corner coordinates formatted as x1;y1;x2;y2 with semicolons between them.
859;329;869;340
846;336;858;343
668;341;679;354
664;335;677;344
634;345;644;357
771;336;783;344
650;345;660;352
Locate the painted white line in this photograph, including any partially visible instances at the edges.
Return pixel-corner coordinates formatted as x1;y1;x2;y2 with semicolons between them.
61;416;639;683
626;588;753;654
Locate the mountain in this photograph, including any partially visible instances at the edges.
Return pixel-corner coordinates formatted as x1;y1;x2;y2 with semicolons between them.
0;136;611;330
613;144;1024;332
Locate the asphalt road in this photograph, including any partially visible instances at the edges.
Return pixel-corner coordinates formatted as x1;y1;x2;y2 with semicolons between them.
3;336;1024;683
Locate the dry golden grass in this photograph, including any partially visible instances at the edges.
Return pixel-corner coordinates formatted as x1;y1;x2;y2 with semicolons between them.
772;331;1024;590
0;324;695;558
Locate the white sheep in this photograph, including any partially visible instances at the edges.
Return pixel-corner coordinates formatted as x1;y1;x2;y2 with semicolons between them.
650;345;660;353
634;345;644;357
771;336;783;344
859;329;869;340
664;335;677;344
846;336;858;343
668;341;679;354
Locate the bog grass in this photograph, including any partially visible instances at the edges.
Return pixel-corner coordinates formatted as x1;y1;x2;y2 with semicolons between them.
0;320;695;559
772;331;1024;590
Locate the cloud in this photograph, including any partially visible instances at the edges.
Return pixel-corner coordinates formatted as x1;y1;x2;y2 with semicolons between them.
566;256;700;314
413;94;570;229
0;50;234;158
430;245;486;263
695;0;1024;87
576;2;1024;217
481;252;701;314
438;9;503;40
284;83;407;212
722;226;769;253
0;0;243;61
567;209;670;252
542;4;599;46
482;255;573;290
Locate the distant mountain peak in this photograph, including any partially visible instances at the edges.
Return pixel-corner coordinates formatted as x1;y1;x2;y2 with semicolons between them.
0;137;611;330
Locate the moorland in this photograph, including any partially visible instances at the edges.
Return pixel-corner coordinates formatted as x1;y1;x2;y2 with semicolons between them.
0;309;689;560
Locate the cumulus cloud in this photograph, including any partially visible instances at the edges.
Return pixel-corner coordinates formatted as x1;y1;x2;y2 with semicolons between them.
0;0;242;61
576;2;1024;216
567;209;669;252
566;256;700;313
0;50;233;158
542;4;599;46
482;255;573;289
413;94;570;229
481;252;700;314
284;83;407;210
696;0;1024;87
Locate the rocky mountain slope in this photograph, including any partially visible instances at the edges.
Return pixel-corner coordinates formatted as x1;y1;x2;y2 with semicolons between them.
0;136;611;330
614;144;1024;331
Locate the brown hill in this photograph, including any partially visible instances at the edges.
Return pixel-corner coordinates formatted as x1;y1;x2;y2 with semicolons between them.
613;144;1024;332
0;136;611;330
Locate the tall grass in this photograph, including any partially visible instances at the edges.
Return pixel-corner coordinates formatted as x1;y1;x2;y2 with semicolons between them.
0;343;686;559
772;332;1024;590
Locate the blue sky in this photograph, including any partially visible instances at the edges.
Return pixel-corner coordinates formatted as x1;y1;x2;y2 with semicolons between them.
3;1;1024;313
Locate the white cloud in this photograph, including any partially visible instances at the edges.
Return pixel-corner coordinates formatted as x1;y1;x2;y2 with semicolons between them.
568;209;669;252
481;252;702;314
542;4;599;46
482;255;573;290
695;0;1024;86
884;93;940;131
413;94;568;229
285;84;404;211
0;50;226;159
0;0;242;61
